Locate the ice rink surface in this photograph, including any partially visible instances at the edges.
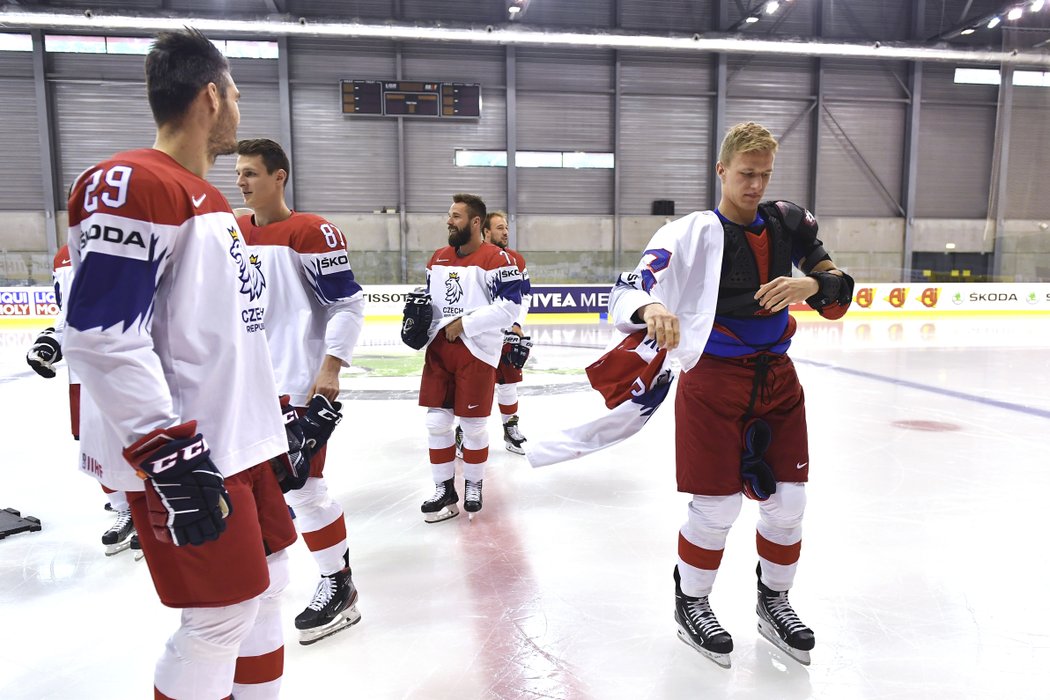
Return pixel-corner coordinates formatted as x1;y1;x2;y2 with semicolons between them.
1;313;1049;700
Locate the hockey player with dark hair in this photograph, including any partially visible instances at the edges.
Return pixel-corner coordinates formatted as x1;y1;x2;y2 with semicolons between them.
236;137;365;645
609;121;853;668
62;28;339;699
402;193;524;522
482;211;532;454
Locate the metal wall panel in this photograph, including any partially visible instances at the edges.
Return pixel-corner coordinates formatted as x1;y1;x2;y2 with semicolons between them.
287;37;396;84
51;81;156;200
818;102;906;217
619;94;711;215
403;43;505;86
290;83;400;212
404;93;507;213
618;0;714;32
1004;89;1050;219
517;168;614;215
169;0;270;13
620;51;713;96
727;55;815;100
825;0;910;40
516;48;613;93
823;59;909;100
0;76;44;210
517;91;613;151
287;0;395;19
523;0;615;28
0;51;35;79
726;99;812;208
49;52;146;81
924;0;1002;40
748;1;817;38
402;0;504;22
915;104;996;218
922;62;998;103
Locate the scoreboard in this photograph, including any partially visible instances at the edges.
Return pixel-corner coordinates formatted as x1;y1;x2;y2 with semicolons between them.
341;80;481;119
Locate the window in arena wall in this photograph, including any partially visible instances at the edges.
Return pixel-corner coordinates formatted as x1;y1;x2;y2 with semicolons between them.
455;149;615;169
0;34;32;51
41;35;278;59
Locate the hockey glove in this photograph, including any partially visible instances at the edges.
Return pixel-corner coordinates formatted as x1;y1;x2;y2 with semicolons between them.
123;421;232;546
502;333;533;369
299;393;343;453
401;287;433;350
270;395;310;493
26;327;62;378
740;418;777;501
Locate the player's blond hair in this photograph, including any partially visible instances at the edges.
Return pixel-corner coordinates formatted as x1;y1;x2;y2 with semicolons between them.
718;122;778;166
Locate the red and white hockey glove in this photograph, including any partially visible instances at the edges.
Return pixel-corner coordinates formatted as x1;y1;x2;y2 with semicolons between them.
123;421;232;546
270;395;311;493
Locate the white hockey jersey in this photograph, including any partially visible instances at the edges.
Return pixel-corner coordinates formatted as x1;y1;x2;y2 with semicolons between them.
503;247;532;329
63;148;287;492
425;242;523;367
239;212;365;407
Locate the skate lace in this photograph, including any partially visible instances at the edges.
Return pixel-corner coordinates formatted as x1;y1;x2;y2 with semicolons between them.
426;482;448;504
686;597;727;636
107;509;133;534
465;481;482;502
307;576;336;611
765;592;807;634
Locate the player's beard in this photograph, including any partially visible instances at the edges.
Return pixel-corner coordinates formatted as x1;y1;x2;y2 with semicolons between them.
448;222;471;248
207;99;239;162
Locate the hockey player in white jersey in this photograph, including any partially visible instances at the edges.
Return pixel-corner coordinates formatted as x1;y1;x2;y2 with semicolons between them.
62;30;340;699
236;137;365;645
402;194;524;522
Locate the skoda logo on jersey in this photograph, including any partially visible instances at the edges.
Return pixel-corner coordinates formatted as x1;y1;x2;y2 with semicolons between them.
445;272;464;304
227;227;267;302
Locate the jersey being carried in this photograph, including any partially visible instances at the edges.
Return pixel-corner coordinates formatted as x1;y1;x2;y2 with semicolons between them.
426;241;523;367
238;212;365;406
63;148;287;492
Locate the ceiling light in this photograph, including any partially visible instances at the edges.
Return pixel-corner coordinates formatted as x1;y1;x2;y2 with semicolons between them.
765;1;780;13
1032;0;1045;11
1007;7;1024;20
960;27;976;35
987;15;1002;28
508;6;520;13
745;15;761;24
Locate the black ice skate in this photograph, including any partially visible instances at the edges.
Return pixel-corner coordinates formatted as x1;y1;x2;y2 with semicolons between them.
455;425;464;460
756;565;815;665
295;566;361;645
464;479;483;521
421;478;459;523
502;416;526;455
101;508;135;556
674;566;733;668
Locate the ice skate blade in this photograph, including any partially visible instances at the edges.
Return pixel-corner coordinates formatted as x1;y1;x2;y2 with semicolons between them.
298;606;362;646
757;619;812;666
676;628;731;669
423;505;459;523
104;540;133;556
505;442;525;455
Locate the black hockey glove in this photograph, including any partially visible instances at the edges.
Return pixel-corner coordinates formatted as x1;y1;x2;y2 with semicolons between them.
299;393;343;453
401;287;433;350
502;333;533;369
26;327;62;378
740;418;777;501
270;395;311;493
123;421;232;546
